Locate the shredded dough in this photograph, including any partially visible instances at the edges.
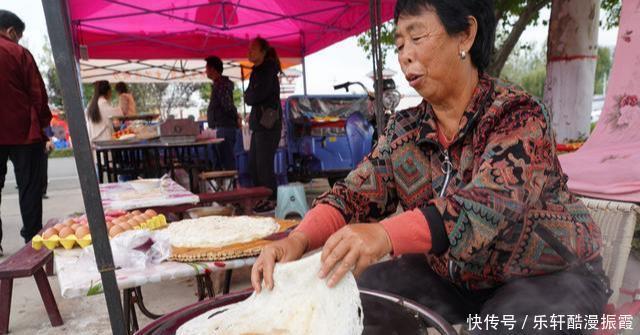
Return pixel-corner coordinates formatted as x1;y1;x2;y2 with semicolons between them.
167;216;279;248
177;252;364;335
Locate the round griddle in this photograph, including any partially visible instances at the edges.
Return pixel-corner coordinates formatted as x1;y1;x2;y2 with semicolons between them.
135;288;457;335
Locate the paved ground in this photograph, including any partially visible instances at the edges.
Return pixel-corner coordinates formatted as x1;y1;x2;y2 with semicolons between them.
0;157;638;334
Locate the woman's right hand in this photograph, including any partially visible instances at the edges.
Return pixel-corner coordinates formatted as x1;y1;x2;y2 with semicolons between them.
251;231;309;293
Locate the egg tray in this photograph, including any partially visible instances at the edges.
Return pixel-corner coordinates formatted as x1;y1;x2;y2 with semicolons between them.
31;214;168;251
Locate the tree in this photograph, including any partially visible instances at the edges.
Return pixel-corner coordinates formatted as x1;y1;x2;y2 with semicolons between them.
160;83;202;119
39;39;64;108
357;0;621;77
543;0;600;143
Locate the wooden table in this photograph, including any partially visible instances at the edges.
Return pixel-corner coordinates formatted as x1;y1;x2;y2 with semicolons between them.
94;138;224;190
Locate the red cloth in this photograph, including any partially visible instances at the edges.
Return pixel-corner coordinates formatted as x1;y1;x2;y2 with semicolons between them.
0;35;52;145
380;209;432;255
294;204;346;250
295;204;433;255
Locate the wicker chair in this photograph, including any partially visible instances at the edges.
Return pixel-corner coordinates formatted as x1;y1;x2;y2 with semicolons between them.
579;197;639;305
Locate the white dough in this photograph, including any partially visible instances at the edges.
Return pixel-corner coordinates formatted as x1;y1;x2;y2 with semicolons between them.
177;252;364;335
167;216;279;248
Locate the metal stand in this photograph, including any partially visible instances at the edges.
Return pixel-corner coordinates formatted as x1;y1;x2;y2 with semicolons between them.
122;287;164;334
195;274;215;301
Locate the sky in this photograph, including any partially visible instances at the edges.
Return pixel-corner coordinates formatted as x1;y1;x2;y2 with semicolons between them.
2;0;620;108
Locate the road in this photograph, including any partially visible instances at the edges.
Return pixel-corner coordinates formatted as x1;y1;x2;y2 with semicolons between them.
2;156;80;196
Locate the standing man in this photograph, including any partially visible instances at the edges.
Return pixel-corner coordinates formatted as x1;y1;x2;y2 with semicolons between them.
0;10;52;255
205;56;239;171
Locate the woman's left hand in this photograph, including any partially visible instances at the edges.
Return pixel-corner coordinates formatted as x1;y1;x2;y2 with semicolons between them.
319;223;392;288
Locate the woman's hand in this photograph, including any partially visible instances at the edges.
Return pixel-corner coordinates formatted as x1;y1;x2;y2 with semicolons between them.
319;223;392;288
251;231;309;293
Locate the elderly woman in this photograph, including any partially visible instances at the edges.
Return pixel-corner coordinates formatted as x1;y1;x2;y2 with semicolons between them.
252;0;610;333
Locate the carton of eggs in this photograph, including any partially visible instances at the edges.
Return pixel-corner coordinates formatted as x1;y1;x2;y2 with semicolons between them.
31;210;167;250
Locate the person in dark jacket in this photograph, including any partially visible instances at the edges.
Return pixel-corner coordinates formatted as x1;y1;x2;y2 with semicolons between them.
205;56;239;171
251;1;610;334
244;37;282;212
0;10;52;256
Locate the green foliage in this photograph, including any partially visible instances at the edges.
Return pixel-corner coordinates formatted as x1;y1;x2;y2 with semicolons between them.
601;0;621;30
49;148;74;158
500;43;547;98
594;47;612;95
356;22;396;67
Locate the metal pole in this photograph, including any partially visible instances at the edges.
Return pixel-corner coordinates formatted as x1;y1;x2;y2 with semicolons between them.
301;56;308;96
301;32;308;96
41;1;127;334
240;66;247;118
369;0;385;135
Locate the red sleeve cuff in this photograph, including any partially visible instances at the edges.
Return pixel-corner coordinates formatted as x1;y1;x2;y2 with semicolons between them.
294;204;346;250
380;209;432;255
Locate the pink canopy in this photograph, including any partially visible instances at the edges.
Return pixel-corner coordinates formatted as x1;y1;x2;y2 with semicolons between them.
68;0;396;60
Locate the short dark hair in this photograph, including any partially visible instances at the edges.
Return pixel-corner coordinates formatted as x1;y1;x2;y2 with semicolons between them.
115;82;128;94
394;0;495;72
205;56;224;74
0;10;25;35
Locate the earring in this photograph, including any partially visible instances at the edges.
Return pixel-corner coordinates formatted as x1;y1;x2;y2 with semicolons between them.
460;50;467;60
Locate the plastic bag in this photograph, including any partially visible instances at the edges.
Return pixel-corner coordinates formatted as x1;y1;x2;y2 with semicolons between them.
110;230;152;270
148;230;171;264
75;229;171;271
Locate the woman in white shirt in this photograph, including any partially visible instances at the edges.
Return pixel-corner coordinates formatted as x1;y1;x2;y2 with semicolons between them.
86;80;123;143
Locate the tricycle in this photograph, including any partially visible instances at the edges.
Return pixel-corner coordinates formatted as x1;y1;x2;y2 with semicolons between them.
278;79;400;186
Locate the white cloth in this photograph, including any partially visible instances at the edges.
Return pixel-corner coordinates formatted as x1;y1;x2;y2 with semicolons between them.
87;97;123;142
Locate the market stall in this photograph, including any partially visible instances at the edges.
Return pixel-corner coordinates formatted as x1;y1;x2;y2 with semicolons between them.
41;0;395;334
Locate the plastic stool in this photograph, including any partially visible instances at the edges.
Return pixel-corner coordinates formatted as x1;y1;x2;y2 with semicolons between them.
275;183;309;219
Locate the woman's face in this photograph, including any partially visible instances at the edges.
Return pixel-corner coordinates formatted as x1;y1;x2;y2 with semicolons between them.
395;9;466;102
248;41;265;65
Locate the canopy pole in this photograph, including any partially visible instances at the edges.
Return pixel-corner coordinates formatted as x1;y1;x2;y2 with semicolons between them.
301;32;308;96
302;56;308;96
41;1;126;334
369;0;385;135
241;66;247;118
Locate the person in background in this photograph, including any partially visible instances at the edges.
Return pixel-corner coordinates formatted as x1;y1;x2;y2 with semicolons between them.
252;1;609;334
86;80;123;144
244;37;282;212
0;10;53;256
115;82;136;116
42;126;54;199
205;55;239;171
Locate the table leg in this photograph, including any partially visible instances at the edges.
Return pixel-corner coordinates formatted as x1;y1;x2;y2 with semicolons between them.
123;288;132;334
0;278;13;335
204;274;215;298
223;270;233;294
45;257;54;276
33;268;63;327
195;274;206;301
97;150;105;184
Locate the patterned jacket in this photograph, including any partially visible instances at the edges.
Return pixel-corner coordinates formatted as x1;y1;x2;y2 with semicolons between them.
315;73;602;290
